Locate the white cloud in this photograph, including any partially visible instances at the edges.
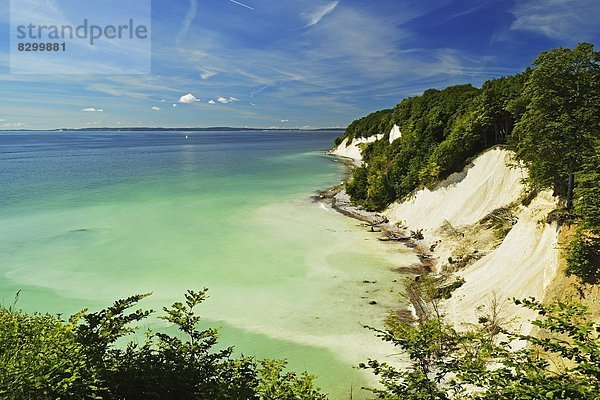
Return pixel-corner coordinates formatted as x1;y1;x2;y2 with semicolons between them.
160;99;166;102
303;1;339;27
173;104;178;107
211;96;239;104
281;119;289;123
179;93;199;103
152;106;161;111
82;107;103;112
200;70;217;80
510;0;600;41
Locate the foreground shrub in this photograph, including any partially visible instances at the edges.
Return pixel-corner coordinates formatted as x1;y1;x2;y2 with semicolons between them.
0;290;327;400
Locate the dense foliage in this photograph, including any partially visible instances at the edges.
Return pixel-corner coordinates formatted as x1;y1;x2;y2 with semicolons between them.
0;290;326;400
342;109;394;143
568;139;600;281
511;43;600;210
342;78;525;211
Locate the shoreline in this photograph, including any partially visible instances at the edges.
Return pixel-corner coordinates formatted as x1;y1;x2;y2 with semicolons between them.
314;154;434;323
321;146;564;334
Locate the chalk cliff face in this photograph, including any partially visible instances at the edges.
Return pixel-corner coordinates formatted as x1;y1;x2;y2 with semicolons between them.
382;148;559;333
389;124;402;144
443;191;559;334
385;149;526;232
330;134;383;162
331;125;403;162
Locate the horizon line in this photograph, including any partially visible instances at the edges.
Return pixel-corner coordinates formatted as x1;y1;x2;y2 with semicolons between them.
0;126;346;132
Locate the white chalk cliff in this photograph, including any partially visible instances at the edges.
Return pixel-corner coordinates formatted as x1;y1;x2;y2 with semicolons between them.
382;148;560;333
385;149;526;232
389;124;402;144
330;134;383;162
331;124;401;162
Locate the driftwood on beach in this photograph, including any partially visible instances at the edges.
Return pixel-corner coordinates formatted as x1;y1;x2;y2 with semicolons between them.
379;231;411;242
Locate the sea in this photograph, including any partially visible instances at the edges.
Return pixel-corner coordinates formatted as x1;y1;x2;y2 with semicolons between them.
0;130;417;399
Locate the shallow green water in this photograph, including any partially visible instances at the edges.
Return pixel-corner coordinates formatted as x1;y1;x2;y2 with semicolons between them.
0;131;417;398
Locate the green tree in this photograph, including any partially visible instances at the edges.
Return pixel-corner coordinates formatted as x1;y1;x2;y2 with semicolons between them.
567;140;600;281
343;109;393;141
575;140;600;232
469;299;600;399
0;302;100;400
477;74;527;146
346;165;369;203
511;42;600;210
566;231;600;282
93;290;258;399
419;110;483;187
360;319;457;400
256;360;327;400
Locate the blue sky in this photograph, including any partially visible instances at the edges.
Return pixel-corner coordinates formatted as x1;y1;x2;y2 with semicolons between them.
0;0;599;130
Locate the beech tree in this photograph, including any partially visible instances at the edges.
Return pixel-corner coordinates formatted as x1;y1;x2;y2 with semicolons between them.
511;42;600;210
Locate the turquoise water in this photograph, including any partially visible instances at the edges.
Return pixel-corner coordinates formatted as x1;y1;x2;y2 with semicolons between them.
0;131;417;399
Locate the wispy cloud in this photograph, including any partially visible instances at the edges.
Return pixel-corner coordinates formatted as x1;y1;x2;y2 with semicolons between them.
229;0;255;11
510;0;600;42
303;1;339;27
151;106;162;111
177;0;198;45
82;107;104;112
200;70;218;80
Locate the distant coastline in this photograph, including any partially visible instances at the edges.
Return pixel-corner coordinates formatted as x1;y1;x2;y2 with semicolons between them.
0;127;346;133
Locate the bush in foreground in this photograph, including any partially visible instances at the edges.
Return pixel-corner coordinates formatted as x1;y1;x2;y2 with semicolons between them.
3;288;599;400
0;290;326;400
361;298;600;399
